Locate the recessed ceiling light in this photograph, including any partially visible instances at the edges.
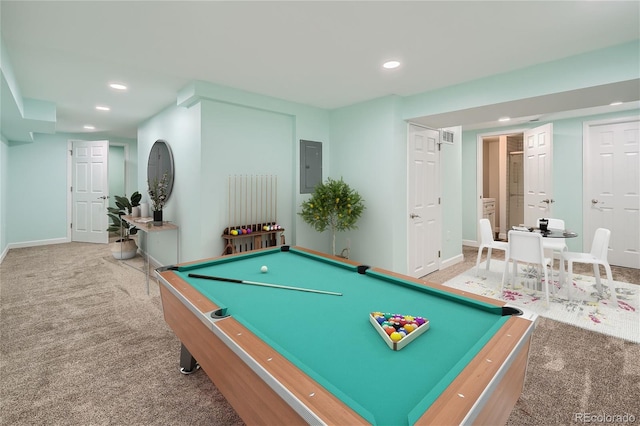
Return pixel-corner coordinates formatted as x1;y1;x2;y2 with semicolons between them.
383;60;401;69
498;117;511;122
96;105;110;111
109;83;128;91
610;101;623;106
84;125;96;130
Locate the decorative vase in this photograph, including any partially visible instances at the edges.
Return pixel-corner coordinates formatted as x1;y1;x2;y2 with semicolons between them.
111;238;138;260
140;202;149;218
132;206;141;217
153;209;163;226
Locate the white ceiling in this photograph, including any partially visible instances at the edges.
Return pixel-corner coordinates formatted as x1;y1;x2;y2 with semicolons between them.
1;1;639;140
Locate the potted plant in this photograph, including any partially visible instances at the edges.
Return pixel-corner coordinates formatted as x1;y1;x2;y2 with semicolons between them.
148;172;170;225
298;177;365;256
107;191;142;259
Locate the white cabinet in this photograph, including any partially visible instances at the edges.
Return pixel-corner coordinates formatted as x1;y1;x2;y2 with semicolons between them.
483;198;496;235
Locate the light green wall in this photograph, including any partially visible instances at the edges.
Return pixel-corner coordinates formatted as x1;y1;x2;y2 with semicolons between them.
4;133;137;247
138;82;331;264
176;81;332;252
461;108;640;252
329;96;407;269
7;134;69;243
440;127;463;263
108;146;125;209
200;100;294;257
0;135;7;258
402;40;640;120
137;103;201;265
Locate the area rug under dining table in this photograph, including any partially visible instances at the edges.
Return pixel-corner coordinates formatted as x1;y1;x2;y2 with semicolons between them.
443;260;639;344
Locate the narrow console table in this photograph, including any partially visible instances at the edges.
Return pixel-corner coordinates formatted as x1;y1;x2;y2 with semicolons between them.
122;215;179;294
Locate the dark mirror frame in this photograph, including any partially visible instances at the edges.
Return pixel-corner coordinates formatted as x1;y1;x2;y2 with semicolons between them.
147;140;175;203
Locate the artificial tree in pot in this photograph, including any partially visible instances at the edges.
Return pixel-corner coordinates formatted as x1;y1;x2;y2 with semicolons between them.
299;177;365;257
107;191;142;259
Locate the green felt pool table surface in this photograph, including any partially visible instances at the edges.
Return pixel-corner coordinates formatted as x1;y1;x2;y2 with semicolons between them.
162;246;535;425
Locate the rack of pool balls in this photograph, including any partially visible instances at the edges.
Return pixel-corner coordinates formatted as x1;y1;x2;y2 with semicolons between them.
369;312;430;351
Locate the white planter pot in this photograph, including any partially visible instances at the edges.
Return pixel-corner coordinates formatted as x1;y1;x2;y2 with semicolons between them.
111;239;138;260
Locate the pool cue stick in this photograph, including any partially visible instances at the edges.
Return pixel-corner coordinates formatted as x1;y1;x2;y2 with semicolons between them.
245;174;248;231
235;175;239;232
188;273;342;296
233;175;238;236
259;175;263;231
265;174;269;228
251;175;254;232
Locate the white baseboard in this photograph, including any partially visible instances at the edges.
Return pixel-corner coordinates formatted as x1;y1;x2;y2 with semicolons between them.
441;253;464;270
7;237;70;250
1;238;71;265
0;245;9;263
463;239;479;248
136;247;163;271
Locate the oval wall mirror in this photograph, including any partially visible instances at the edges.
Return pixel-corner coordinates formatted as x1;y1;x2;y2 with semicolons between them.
147;140;175;202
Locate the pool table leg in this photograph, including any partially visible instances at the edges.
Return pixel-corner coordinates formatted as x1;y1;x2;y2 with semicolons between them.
179;343;200;375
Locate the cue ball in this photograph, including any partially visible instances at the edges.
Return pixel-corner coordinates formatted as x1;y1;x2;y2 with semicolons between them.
261;265;268;273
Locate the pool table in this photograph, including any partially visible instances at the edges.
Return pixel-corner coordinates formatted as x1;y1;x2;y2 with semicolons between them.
156;246;537;425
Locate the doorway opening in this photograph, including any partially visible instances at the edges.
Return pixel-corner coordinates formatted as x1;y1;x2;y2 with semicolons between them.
480;133;524;241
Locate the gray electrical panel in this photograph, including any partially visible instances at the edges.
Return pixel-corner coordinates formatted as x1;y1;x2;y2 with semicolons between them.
300;140;322;194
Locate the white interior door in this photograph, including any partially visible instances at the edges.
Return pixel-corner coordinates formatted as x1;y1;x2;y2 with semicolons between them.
584;118;639;268
72;140;109;244
407;124;440;278
523;123;553;226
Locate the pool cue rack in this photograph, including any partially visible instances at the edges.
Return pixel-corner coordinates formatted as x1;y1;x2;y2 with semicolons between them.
221;224;285;255
222;175;285;255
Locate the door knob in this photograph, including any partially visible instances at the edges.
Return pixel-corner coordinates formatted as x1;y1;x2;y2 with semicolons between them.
98;195;110;200
541;199;555;204
591;199;603;205
410;213;421;219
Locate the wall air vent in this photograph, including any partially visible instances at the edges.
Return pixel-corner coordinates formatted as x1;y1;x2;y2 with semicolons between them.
441;129;454;144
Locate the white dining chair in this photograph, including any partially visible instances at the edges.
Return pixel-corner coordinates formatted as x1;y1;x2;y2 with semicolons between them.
501;230;553;306
475;218;508;276
562;228;618;305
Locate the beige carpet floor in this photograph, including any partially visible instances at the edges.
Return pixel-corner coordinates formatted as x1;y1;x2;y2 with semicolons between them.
1;242;638;425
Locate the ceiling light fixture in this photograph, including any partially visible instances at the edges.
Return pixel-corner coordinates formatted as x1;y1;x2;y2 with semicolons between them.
109;83;127;91
498;117;511;122
96;105;110;111
383;60;401;69
610;101;623;106
84;125;96;130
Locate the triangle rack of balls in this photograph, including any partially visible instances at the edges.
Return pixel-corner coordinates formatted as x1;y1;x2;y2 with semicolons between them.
370;312;430;351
